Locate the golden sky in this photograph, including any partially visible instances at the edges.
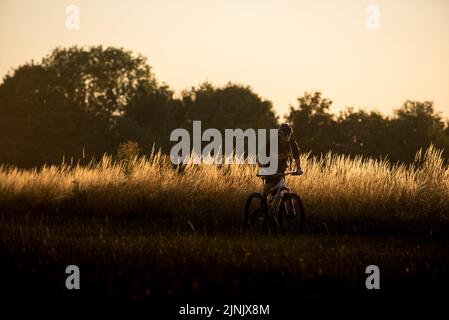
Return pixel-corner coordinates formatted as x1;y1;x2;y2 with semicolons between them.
1;0;448;118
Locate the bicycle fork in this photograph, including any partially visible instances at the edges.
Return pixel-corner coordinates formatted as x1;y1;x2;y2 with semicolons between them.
268;193;284;227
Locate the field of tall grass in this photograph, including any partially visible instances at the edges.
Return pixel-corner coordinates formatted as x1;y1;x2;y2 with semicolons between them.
1;145;448;235
1;146;449;309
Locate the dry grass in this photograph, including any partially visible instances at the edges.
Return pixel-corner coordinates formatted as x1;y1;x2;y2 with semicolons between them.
0;146;448;234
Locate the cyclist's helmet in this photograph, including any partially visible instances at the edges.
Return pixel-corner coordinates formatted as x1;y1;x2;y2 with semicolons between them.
279;123;293;136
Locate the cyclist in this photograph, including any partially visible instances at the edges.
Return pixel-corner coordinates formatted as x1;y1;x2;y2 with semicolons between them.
259;123;303;204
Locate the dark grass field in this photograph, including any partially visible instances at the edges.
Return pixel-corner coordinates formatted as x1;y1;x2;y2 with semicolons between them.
1;152;449;316
1;214;448;315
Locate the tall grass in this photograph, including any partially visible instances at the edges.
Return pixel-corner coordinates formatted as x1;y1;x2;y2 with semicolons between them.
0;146;448;235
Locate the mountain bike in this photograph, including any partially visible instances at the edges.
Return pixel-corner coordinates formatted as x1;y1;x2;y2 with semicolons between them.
244;171;305;234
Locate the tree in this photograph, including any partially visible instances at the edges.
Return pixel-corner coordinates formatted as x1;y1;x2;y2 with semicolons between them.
42;46;154;126
286;91;336;154
181;82;278;131
389;100;449;162
335;108;390;159
118;81;184;153
0;46;158;167
0;63;96;167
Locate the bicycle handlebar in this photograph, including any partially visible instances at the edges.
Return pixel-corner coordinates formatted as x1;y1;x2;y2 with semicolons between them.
257;171;301;177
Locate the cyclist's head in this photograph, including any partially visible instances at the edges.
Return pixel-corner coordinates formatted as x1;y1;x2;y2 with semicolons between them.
279;123;292;142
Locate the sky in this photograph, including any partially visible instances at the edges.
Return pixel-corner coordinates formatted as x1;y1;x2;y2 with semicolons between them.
1;0;448;119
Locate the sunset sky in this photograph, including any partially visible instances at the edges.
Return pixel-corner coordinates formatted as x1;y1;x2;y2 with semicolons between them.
1;0;448;118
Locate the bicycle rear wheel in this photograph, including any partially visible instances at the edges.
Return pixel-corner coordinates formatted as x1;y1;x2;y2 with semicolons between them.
279;193;305;234
244;193;267;232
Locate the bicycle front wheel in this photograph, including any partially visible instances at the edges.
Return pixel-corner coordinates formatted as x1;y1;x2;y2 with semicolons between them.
279;193;305;234
244;193;267;233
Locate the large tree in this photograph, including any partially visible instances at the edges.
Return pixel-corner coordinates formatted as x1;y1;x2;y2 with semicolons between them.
118;82;184;153
181;82;278;131
0;46;158;167
286;93;449;163
389;100;449;162
335;108;390;159
41;46;155;126
286;91;337;154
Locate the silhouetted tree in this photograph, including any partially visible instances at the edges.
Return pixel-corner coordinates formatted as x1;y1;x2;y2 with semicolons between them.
2;46;449;168
0;64;96;166
286;93;449;163
0;46;158;167
388;100;449;162
42;46;154;126
118;82;184;153
335;108;390;159
286;91;337;154
181;82;278;131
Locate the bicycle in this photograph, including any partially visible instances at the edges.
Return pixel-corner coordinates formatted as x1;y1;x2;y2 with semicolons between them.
244;171;305;234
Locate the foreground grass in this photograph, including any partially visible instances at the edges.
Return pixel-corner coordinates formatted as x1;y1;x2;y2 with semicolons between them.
1;149;448;311
1;217;448;307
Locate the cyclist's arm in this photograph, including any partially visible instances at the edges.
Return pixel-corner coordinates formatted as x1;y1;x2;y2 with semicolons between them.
294;158;302;171
290;138;302;172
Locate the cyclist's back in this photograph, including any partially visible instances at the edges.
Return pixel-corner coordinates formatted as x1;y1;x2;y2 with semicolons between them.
260;124;302;197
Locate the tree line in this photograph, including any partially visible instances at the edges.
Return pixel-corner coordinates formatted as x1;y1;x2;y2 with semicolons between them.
0;46;448;168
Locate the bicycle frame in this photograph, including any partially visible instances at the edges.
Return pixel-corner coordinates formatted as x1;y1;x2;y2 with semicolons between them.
244;170;304;234
258;171;298;224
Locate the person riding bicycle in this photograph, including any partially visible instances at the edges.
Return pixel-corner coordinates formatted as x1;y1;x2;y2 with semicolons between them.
259;123;303;203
